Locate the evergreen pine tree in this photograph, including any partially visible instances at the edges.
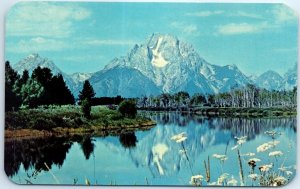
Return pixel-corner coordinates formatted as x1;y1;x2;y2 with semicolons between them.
50;74;75;105
79;80;95;103
5;61;21;111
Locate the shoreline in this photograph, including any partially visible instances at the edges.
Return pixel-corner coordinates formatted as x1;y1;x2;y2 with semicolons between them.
138;107;297;118
5;120;156;140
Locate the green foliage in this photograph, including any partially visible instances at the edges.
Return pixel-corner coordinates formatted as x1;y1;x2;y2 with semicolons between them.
32;66;53;86
5;105;151;131
118;100;137;118
5;61;21;111
32;67;75;106
81;99;91;118
5;106;85;130
190;93;206;105
20;79;44;108
5;63;75;111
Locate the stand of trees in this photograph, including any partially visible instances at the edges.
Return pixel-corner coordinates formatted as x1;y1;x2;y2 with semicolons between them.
136;84;297;109
91;96;124;106
5;61;75;111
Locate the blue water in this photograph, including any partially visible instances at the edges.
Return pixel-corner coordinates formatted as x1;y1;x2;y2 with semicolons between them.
6;112;297;186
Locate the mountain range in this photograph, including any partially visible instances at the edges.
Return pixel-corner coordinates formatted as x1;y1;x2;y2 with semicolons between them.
12;34;297;97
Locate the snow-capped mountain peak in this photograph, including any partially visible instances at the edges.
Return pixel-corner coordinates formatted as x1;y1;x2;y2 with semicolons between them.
11;35;296;98
13;54;85;97
14;53;61;75
92;34;252;96
255;70;284;91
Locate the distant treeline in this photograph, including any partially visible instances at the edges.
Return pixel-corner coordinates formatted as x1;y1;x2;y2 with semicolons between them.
136;84;297;109
90;96;124;106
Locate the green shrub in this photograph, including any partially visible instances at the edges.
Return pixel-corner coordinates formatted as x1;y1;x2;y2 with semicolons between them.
81;99;91;118
118;100;137;118
31;118;55;131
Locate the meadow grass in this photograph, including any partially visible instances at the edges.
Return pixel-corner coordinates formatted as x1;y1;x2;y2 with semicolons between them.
5;105;155;138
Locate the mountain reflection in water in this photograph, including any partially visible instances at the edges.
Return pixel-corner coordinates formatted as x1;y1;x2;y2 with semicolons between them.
5;112;296;185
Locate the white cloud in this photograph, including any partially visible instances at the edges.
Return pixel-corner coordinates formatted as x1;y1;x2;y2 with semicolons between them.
7;37;69;53
6;37;136;54
232;11;263;19
217;22;269;35
186;10;224;17
183;25;198;33
170;22;199;34
271;5;297;23
6;2;91;37
216;5;297;36
85;39;135;46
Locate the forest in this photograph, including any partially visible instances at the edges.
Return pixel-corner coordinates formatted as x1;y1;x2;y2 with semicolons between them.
5;61;75;111
136;85;297;109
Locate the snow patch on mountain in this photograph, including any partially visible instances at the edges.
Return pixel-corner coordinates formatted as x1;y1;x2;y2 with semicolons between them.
71;72;93;84
151;37;169;68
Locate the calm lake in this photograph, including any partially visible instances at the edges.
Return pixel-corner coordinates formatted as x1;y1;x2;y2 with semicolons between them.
5;112;297;186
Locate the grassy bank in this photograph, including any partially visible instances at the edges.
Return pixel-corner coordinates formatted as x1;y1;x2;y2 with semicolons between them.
5;105;155;139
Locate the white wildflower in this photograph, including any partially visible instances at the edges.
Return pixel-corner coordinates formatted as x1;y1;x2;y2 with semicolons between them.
259;164;273;172
269;151;283;157
265;130;276;137
171;132;187;143
248;158;261;162
213;154;228;162
179;149;187;154
227;177;238;186
217;173;229;185
273;176;287;186
241;152;255;157
189;175;203;185
235;136;247;145
278;167;287;171
176;136;187;143
171;132;186;140
265;130;282;139
286;171;293;176
248;174;258;180
257;141;280;152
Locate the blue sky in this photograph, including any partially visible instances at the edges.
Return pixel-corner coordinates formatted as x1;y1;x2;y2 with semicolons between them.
5;2;298;76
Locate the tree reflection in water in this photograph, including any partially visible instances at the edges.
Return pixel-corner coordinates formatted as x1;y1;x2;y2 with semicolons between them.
119;132;138;148
79;137;95;160
5;112;296;181
5;135;96;177
144;112;296;140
